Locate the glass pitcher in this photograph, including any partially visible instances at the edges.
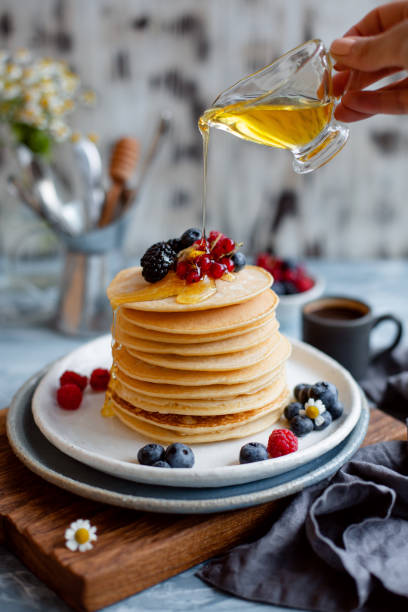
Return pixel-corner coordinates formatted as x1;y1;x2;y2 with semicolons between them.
199;39;349;174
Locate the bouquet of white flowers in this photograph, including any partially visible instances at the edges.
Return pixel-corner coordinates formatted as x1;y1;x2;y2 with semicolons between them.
0;48;95;156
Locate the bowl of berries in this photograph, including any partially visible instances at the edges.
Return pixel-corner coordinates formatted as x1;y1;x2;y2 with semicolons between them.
255;254;325;328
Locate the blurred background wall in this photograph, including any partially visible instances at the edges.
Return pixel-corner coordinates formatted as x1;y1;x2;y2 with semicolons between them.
1;0;407;260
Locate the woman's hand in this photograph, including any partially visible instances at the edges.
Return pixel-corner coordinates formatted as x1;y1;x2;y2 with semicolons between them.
330;2;408;122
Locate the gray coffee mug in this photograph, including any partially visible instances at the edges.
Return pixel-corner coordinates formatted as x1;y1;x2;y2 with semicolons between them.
302;296;403;380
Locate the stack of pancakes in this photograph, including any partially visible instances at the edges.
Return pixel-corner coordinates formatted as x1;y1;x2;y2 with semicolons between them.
105;265;291;443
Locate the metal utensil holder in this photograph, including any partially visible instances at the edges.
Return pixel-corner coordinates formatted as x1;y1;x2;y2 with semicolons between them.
55;220;125;336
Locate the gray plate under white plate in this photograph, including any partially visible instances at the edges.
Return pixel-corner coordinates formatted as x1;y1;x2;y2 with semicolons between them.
6;367;369;514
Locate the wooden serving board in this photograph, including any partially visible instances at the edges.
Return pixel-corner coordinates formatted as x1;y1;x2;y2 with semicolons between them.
0;407;405;612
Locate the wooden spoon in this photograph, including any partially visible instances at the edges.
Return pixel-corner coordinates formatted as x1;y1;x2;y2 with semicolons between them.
98;137;139;227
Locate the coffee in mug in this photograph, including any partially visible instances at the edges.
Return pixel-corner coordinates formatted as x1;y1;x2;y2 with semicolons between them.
302;296;403;380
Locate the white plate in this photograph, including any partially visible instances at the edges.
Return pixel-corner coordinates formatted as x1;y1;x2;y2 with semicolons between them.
32;336;361;488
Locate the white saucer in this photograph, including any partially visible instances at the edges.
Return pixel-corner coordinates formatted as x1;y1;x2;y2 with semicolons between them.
32;336;361;488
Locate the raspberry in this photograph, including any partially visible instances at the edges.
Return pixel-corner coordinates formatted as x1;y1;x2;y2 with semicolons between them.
256;253;274;271
283;268;298;283
209;262;226;279
59;370;88;391
295;276;314;292
221;257;234;272
57;383;83;410
90;368;110;391
267;429;298;458
271;268;284;282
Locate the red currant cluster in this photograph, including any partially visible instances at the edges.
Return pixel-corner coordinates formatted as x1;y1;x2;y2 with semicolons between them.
176;231;243;284
256;254;314;295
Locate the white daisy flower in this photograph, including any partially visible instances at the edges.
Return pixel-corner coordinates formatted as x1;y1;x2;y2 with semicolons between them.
65;519;97;552
16;106;47;128
49;119;71;141
62;73;79;94
39;93;61;112
5;62;23;80
2;81;21;99
22;69;39;86
304;398;326;420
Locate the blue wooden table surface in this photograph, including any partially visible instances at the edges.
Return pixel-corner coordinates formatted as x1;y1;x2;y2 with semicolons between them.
0;259;407;612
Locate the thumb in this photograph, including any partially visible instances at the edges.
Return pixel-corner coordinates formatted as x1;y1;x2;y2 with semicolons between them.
330;21;408;72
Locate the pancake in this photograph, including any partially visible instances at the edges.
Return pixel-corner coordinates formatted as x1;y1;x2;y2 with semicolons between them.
113;371;286;415
115;308;277;344
111;390;290;443
107;265;273;312
128;333;280;371
118;289;278;334
114;366;284;399
113;334;291;385
114;316;279;355
105;262;291;444
111;391;286;434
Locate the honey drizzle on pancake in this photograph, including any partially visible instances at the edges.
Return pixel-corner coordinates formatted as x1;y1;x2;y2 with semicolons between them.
110;271;221;308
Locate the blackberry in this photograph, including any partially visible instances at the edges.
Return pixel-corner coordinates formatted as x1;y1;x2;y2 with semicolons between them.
141;241;178;283
179;228;202;249
167;238;181;253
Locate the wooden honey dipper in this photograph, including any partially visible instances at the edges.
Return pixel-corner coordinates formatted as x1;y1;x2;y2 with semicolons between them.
98;137;139;227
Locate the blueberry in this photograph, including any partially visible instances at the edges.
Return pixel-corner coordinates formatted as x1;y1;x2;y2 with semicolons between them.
310;381;338;411
294;383;310;403
152;460;171;468
327;400;344;420
273;281;286;295
290;415;314;437
284;402;303;421
239;442;269;464
283;280;298;295
231;251;246;272
164;443;195;468
179;228;202;249
313;410;332;431
137;443;165;466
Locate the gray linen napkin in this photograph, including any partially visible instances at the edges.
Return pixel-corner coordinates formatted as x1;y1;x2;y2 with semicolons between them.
361;345;408;420
197;439;408;612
